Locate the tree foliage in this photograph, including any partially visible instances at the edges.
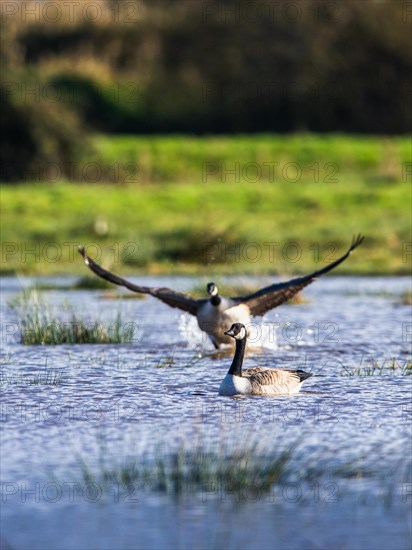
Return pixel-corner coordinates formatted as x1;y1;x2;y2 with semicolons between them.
1;0;410;180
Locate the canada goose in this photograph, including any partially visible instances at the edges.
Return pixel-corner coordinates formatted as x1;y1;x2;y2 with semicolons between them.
78;234;364;349
219;323;312;396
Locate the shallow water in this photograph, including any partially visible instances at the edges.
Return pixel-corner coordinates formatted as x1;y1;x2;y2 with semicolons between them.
1;275;411;550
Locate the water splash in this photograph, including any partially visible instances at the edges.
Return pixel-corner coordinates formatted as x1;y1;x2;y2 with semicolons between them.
246;317;278;350
178;314;278;350
178;314;207;348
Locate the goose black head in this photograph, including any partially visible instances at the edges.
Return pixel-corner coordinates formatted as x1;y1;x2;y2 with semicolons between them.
207;282;219;297
225;323;247;341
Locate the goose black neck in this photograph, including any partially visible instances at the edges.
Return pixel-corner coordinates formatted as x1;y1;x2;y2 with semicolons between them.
228;337;246;376
210;295;221;306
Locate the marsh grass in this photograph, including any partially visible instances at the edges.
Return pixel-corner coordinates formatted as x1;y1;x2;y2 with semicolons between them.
33;276;115;291
331;458;376;479
0;367;64;386
78;441;297;499
76;350;204;372
155;353;204;369
400;290;412;306
32;277;147;298
341;357;411;377
98;291;146;300
0;354;12;366
73;438;410;507
60;427;411;508
70;276;114;290
155;355;177;369
0;355;64;386
342;289;412;303
9;289;135;345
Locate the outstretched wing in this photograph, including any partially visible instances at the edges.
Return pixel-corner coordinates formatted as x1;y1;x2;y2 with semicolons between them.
78;246;199;315
233;234;364;317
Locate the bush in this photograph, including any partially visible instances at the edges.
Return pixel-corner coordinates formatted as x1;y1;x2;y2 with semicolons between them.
0;76;90;182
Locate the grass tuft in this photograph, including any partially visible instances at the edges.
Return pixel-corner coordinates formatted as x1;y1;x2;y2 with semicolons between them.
154;354;203;369
9;289;135;345
71;276;114;290
0;368;64;387
59;431;411;508
341;357;411;376
78;442;297;499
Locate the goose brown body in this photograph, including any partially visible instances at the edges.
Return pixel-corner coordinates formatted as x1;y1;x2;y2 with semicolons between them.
219;323;312;396
239;367;312;395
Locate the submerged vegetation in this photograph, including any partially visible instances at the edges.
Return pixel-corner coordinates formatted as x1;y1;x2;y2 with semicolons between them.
341;357;411;377
79;444;296;498
0;367;64;387
9;289;135;345
71;436;410;506
154;353;204;369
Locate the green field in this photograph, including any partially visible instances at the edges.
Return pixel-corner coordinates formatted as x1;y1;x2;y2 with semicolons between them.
1;134;410;276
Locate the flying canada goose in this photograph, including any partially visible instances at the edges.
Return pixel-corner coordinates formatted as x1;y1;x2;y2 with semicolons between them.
219;323;312;396
78;234;364;349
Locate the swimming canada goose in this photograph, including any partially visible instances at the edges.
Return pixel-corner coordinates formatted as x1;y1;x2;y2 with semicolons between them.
78;234;364;349
219;323;312;396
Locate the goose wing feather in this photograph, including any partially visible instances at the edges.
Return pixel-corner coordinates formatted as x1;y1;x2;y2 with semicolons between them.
78;246;199;315
244;367;311;393
233;234;364;317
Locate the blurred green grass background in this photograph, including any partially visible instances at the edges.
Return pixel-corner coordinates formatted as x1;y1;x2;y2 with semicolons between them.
2;134;409;276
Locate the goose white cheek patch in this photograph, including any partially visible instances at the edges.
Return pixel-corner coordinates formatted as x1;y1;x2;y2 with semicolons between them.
234;326;247;340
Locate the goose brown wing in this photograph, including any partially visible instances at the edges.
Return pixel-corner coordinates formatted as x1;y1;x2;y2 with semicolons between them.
233;235;364;317
78;246;199;315
244;368;310;391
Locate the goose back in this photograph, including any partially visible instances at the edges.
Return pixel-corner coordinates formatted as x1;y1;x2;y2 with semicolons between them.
243;367;312;395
